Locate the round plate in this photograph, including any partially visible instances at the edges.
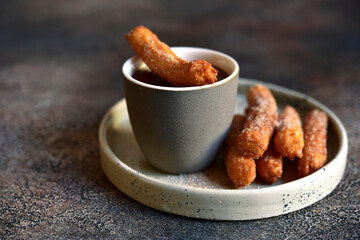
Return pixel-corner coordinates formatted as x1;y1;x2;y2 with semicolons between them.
99;78;348;220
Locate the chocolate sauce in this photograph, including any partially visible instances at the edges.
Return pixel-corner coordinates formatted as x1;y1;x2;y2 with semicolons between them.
132;66;229;87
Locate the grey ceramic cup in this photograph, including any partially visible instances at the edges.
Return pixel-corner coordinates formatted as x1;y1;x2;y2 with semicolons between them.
123;47;239;174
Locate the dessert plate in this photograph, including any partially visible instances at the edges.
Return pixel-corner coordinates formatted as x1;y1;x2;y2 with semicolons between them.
99;78;347;220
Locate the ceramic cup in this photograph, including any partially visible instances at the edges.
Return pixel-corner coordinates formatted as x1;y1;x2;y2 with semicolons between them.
122;47;239;174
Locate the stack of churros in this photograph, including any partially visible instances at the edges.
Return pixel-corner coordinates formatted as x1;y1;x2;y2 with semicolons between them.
224;85;328;187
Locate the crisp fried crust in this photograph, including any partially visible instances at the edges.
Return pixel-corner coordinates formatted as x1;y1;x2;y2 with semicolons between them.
298;109;328;177
223;115;256;187
274;105;304;160
256;144;283;184
126;25;218;86
237;85;278;159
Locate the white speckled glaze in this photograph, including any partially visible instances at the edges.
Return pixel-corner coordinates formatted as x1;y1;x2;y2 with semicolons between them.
99;79;348;220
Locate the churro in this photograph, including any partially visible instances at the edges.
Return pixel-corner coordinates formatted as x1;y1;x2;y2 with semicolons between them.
298;109;328;177
223;115;256;187
238;85;278;159
256;144;283;184
126;25;218;86
274;105;304;160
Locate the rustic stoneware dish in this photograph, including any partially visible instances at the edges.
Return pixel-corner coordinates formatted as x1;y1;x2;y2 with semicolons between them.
99;78;348;220
122;47;239;174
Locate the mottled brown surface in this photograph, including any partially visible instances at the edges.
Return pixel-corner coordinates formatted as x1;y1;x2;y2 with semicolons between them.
0;0;359;239
238;84;278;159
126;25;218;86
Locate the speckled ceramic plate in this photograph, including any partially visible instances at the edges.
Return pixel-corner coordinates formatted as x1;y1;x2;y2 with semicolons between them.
99;78;348;220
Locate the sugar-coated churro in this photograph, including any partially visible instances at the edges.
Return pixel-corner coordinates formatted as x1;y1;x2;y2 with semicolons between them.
274;105;304;160
126;25;218;86
223;115;256;187
298;109;328;177
237;85;278;159
256;144;283;184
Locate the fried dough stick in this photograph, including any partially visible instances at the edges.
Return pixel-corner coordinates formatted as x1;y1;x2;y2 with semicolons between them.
238;85;278;159
298;109;328;177
223;115;256;187
256;143;283;184
126;25;218;86
274;105;304;160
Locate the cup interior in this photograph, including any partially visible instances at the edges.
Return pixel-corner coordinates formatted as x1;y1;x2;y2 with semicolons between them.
122;47;239;91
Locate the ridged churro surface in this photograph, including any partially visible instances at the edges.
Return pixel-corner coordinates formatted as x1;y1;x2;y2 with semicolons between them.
238;85;278;159
126;26;218;86
223;115;256;187
256;144;283;184
274;105;304;160
298;109;328;177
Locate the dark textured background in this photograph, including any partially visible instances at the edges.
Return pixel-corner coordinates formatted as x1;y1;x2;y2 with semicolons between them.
1;0;359;239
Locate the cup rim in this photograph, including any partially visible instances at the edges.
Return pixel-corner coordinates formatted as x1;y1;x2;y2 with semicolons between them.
122;47;239;91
